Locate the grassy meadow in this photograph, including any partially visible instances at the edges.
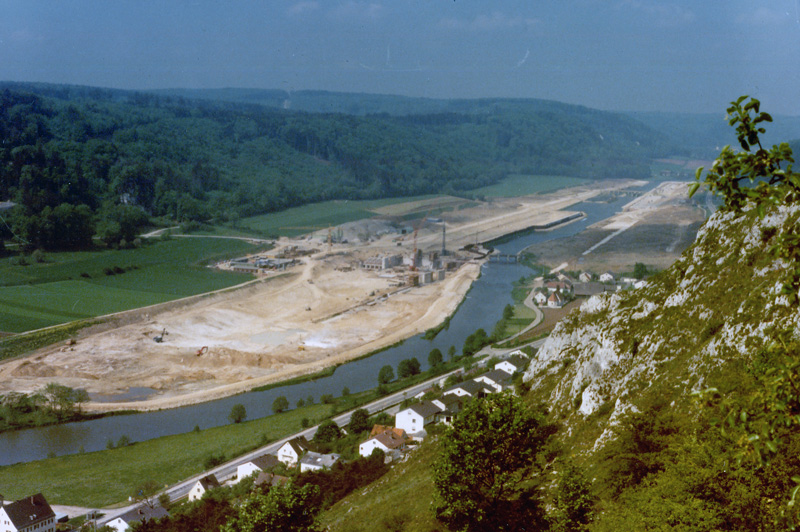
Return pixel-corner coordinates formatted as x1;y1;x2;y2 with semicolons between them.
0;238;260;333
238;197;428;237
469;174;588;198
0;403;334;507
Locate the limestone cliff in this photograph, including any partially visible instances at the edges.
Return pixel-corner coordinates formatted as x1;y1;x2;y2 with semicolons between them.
523;203;800;446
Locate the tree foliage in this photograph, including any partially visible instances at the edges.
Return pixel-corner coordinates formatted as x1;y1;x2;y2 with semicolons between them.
378;365;394;385
397;357;421;379
428;348;444;369
348;408;370;434
0;84;666;252
272;395;289;414
228;403;246;424
433;392;552;531
221;482;321;532
313;419;341;443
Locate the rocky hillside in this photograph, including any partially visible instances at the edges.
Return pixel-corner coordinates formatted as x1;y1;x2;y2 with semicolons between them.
524;202;800;443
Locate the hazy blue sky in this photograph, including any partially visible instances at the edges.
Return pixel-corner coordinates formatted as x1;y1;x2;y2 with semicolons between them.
2;1;799;114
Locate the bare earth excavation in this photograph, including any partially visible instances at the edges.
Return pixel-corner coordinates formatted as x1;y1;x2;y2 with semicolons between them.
0;180;699;411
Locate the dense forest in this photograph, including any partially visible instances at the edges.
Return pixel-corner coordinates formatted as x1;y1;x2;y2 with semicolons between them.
0;82;671;251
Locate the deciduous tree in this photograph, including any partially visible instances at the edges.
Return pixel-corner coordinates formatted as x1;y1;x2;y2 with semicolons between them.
433;392;551;531
221;482;320;532
272;395;289;414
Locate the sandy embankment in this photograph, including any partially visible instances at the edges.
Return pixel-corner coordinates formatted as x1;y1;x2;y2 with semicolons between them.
0;179;643;411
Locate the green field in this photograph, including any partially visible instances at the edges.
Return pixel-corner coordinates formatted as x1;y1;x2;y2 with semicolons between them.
468;174;588;198
0;238;261;333
0;403;333;507
238;196;438;237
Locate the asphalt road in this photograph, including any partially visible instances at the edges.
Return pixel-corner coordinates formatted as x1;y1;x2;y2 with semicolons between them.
97;338;548;525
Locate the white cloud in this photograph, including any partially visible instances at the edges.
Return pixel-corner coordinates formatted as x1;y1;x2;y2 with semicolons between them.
439;11;539;31
287;2;320;17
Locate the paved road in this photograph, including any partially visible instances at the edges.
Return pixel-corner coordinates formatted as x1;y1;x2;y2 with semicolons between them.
96;366;465;525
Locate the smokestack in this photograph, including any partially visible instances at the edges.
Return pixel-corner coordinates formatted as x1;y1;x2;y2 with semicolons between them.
441;224;446;256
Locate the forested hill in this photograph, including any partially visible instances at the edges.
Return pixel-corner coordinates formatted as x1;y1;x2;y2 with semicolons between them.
1;81;669;250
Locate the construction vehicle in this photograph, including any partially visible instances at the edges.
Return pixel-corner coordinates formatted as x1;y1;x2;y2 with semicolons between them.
196;346;208;356
153;328;167;343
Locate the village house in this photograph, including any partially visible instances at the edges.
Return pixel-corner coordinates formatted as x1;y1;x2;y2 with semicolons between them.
359;426;409;457
107;505;168;532
533;290;548;306
395;401;443;435
578;271;593;283
545;280;572;293
444;380;493;399
188;474;220;502
473;369;514;393
431;393;463;425
547;291;564;308
300;452;341;473
599;271;615;283
237;453;281;481
0;494;55;532
495;355;528;375
277;436;312;466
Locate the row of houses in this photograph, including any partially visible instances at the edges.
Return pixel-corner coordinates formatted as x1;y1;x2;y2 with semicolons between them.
356;353;530;457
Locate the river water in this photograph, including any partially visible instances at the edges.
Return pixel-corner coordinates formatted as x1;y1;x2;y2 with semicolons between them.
0;193;639;466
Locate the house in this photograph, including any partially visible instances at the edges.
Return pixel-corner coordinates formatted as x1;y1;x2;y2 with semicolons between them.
506;349;529;359
359;427;409;457
545;281;572;293
369;425;408;439
473;369;514;393
395;401;443;435
300;452;341;472
547;291;564;308
495;355;528;375
107;505;168;532
237;453;281;481
556;272;576;284
578;272;593;283
0;494;56;532
573;282;612;297
599;271;615;283
444;380;493;398
533;290;548;306
432;394;464;425
188;474;220;502
277;436;312;466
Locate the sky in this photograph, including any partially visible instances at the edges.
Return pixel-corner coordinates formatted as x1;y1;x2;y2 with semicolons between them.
1;1;799;115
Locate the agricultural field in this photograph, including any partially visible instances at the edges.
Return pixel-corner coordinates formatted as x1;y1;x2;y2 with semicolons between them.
0;238;261;333
468;174;588;198
238;197;435;237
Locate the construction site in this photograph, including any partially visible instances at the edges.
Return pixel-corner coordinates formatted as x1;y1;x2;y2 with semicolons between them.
0;178;678;412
